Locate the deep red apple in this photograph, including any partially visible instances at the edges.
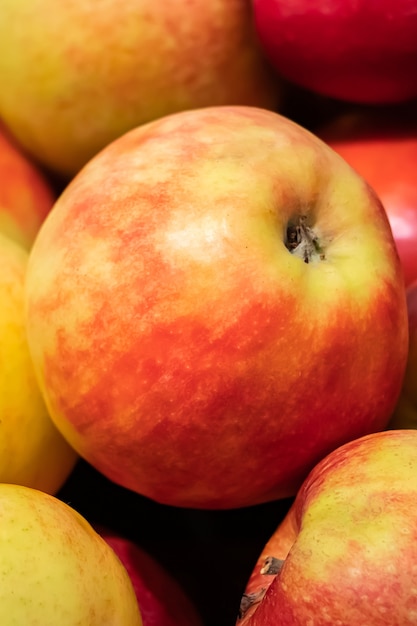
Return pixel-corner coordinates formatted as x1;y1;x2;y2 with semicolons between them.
252;0;417;104
97;527;203;626
238;429;417;625
389;279;417;429
317;107;417;286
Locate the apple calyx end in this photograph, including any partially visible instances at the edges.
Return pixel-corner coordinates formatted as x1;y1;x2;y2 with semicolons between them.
285;215;326;263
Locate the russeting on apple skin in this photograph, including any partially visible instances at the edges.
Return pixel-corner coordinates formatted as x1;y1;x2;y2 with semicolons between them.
252;0;417;104
238;429;417;626
24;105;408;509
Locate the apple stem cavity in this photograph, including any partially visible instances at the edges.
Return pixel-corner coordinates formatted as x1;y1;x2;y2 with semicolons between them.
285;215;326;263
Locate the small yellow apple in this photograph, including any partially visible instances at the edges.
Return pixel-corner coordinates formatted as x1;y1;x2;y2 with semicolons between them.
0;483;142;625
0;232;77;493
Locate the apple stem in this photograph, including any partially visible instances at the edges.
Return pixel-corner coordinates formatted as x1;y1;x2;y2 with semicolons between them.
285;215;326;263
237;557;285;620
238;588;266;620
260;555;285;575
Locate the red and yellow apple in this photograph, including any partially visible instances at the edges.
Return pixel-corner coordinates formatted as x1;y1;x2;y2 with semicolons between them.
0;123;55;249
0;0;279;178
318;108;417;287
238;429;417;626
0;232;77;494
25;105;408;509
98;527;203;626
0;484;142;625
252;0;417;104
388;280;417;429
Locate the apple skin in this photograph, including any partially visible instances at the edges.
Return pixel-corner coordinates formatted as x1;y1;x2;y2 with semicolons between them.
238;429;417;626
388;280;417;429
24;105;408;509
0;484;142;625
97;527;203;626
252;0;417;104
0;232;77;494
317;109;417;287
0;0;279;178
0;123;55;249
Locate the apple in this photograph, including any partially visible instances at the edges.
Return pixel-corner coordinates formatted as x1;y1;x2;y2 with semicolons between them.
317;107;417;287
237;429;417;626
97;527;203;626
0;0;279;178
388;280;417;430
0;483;142;625
252;0;417;104
0;232;77;494
25;105;408;509
0;122;55;249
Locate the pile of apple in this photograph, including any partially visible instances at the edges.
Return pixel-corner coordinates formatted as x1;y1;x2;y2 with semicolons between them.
0;1;416;625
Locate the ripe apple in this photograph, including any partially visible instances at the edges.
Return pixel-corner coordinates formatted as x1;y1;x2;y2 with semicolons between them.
25;105;408;509
252;0;417;104
0;0;279;178
0;122;55;249
0;232;77;494
388;280;417;430
238;429;417;626
0;483;142;625
317;108;417;287
97;527;203;626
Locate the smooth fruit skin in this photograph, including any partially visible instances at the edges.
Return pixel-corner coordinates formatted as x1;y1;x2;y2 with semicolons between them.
25;105;408;509
0;123;54;249
252;0;417;104
0;0;279;177
98;528;203;626
318;109;417;287
239;430;417;626
0;233;77;494
388;281;417;429
0;484;142;626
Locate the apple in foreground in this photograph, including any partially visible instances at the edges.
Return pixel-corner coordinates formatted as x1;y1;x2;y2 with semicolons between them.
252;0;417;104
318;108;417;287
97;527;203;626
237;429;417;626
0;232;77;494
0;0;279;178
0;122;54;249
388;280;417;430
25;105;408;509
0;484;142;625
